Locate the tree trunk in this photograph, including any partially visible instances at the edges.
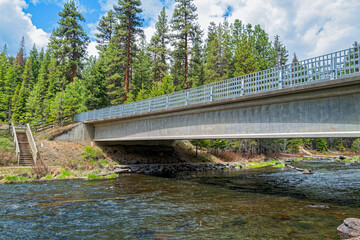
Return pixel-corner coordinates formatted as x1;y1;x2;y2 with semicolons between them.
125;16;132;100
184;12;188;90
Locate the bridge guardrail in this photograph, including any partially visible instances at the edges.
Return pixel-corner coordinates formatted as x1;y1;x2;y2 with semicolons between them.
75;44;360;122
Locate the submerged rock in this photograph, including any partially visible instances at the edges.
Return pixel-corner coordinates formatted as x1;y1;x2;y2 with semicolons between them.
337;218;360;238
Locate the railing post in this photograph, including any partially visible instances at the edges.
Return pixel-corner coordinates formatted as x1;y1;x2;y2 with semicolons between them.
241;78;245;96
185;90;189;105
149;100;152;112
278;67;283;89
332;52;338;79
166;96;169;108
134;102;137;114
120;105;123;116
210;86;214;101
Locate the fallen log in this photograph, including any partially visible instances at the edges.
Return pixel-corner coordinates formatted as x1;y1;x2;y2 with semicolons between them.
285;164;313;174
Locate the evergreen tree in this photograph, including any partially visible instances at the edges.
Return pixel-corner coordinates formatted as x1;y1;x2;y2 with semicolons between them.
49;78;87;123
274;35;288;66
189;32;204;87
49;0;89;82
148;74;175;98
15;37;26;70
26;51;51;122
170;0;201;89
148;7;169;82
113;0;143;97
0;45;9;120
204;20;232;83
96;10;117;52
102;38;126;105
82;57;109;110
12;60;34;123
28;44;41;86
133;37;152;96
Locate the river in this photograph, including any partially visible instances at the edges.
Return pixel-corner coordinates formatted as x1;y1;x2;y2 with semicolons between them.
1;160;359;239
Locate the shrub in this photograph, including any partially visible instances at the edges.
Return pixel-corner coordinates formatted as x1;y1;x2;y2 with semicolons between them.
82;146;104;161
87;174;101;179
351;138;360;153
57;170;71;179
315;138;328;153
287;139;302;153
44;174;54;180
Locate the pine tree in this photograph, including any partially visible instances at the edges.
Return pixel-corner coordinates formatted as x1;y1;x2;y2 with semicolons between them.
96;10;117;52
189;32;204;87
204;20;232;83
170;0;201;89
26;51;51;122
28;44;41;86
12;60;34;123
102;38;126;105
133;37;152;96
113;0;143;98
49;0;89;82
0;45;9;120
274;35;288;66
15;37;26;70
148;7;169;82
82;57;109;110
148;74;175;98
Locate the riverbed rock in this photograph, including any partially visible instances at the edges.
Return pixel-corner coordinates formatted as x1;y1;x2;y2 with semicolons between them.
302;169;312;174
337;218;360;238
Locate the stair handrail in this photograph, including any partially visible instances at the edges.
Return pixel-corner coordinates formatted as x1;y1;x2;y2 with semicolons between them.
10;122;21;166
26;123;39;165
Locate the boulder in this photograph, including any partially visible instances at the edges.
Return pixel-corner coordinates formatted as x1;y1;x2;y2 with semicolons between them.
337;218;360;238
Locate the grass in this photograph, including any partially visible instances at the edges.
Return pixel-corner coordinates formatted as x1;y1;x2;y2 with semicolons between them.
273;163;285;168
44;174;54;180
87;173;117;180
57;170;72;179
247;162;273;168
87;174;102;179
106;174;117;179
4;175;29;183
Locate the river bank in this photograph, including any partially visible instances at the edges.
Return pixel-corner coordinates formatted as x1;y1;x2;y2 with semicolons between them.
1;123;360;183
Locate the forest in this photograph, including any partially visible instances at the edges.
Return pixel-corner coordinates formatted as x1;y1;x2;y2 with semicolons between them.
1;0;357;155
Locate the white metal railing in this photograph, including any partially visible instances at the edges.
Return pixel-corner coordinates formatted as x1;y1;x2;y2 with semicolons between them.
75;44;360;122
10;122;21;165
26;124;38;165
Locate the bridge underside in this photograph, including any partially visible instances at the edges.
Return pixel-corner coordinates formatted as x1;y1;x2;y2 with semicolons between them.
86;76;360;142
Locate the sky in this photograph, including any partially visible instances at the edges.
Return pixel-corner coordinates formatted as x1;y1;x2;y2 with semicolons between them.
0;0;359;62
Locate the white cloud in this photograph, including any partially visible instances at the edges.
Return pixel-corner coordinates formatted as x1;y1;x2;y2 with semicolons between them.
189;0;360;60
0;0;49;55
98;0;116;11
87;41;99;58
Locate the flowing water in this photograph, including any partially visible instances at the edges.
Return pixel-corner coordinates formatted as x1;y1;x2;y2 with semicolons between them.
1;160;360;239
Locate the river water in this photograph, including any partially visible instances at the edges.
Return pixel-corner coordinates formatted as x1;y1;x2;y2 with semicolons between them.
1;160;360;239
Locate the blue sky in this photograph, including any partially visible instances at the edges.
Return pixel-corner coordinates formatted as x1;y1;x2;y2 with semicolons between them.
0;0;359;61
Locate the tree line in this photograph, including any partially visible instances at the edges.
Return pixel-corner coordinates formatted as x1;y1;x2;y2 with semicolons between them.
0;0;288;124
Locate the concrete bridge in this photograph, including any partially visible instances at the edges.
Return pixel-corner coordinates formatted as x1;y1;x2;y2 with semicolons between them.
58;46;360;145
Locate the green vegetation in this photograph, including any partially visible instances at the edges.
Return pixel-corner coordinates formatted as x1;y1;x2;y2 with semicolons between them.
0;137;14;153
87;174;102;179
351;138;360;152
0;0;291;125
4;175;29;183
57;170;72;179
44;174;54;180
315;138;328;153
82;146;104;161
